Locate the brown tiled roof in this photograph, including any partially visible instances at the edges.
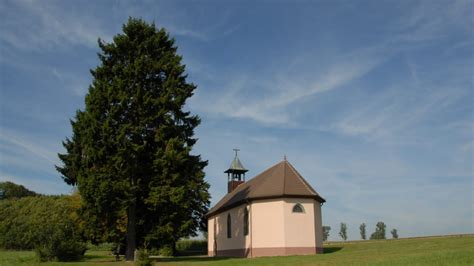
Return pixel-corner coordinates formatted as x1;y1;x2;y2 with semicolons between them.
206;160;325;217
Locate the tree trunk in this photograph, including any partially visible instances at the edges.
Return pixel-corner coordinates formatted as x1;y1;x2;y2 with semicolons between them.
125;202;137;261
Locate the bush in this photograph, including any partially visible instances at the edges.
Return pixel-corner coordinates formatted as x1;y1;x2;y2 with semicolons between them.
33;203;87;261
135;249;152;266
35;234;86;262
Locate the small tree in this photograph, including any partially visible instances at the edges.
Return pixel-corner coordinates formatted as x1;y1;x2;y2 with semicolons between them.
339;223;348;241
360;223;366;240
391;228;398;239
322;226;331;241
370;221;386;240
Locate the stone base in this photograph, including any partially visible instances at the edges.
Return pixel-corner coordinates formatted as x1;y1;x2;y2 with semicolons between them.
209;246;323;258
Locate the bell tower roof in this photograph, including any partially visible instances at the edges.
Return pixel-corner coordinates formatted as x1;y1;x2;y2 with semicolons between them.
224;149;248;174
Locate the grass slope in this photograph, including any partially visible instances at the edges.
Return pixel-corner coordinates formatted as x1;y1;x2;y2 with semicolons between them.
0;235;472;265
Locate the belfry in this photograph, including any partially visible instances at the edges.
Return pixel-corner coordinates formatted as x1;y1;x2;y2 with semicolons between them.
225;149;248;193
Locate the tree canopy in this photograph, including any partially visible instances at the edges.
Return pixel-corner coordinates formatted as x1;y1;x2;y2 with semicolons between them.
56;18;210;260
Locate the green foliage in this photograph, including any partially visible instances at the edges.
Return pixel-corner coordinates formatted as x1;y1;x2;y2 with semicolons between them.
56;17;210;260
370;221;387;240
391;228;399;239
0;194;86;261
175;239;207;256
0;181;38;199
34;226;87;262
158;245;174;257
135;249;152;266
360;223;367;240
323;226;331;241
339;223;348;241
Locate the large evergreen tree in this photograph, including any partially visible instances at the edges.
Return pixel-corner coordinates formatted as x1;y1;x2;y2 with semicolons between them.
57;18;210;261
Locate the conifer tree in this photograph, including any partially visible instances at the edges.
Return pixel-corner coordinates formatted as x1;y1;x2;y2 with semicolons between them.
57;18;210;260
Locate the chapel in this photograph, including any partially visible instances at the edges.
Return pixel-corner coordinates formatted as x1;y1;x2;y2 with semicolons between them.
206;150;326;257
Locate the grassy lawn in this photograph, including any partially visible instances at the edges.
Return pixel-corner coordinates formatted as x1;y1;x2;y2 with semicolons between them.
1;235;472;265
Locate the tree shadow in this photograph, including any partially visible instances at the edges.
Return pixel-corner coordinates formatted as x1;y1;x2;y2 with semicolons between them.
324;247;343;254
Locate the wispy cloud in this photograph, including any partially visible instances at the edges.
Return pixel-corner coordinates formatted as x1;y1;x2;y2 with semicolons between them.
192;46;386;125
0;0;111;51
389;0;473;43
189;0;472;130
51;68;89;96
0;128;59;165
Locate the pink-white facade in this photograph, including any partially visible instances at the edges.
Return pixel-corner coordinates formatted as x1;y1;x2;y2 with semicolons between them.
208;197;323;257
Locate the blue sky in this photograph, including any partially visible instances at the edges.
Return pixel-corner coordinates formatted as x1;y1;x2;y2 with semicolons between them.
0;0;472;240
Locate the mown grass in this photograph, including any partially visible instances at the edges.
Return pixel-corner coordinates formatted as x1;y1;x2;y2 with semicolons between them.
0;234;472;265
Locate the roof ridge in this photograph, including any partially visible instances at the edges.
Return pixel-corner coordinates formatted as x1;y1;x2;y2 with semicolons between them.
286;161;316;195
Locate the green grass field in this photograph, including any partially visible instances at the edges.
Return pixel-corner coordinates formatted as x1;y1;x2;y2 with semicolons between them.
0;235;472;265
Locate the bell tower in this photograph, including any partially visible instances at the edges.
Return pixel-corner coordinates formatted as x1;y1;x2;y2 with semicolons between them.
225;149;248;193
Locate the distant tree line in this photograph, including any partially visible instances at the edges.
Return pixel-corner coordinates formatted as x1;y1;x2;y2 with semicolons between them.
322;221;399;241
0;181;38;199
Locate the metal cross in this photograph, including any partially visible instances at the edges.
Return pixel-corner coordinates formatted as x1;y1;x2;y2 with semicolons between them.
233;148;240;157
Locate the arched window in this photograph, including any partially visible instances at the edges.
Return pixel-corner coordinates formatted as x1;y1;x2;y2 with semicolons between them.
227;213;232;238
243;207;249;236
292;203;305;213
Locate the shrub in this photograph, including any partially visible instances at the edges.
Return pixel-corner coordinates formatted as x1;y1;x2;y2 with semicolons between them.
135;249;152;266
35;234;86;262
33;204;87;261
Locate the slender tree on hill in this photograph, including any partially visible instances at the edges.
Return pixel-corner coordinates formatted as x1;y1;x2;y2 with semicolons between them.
360;223;367;240
323;226;331;241
391;228;398;239
339;222;348;241
57;18;210;261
